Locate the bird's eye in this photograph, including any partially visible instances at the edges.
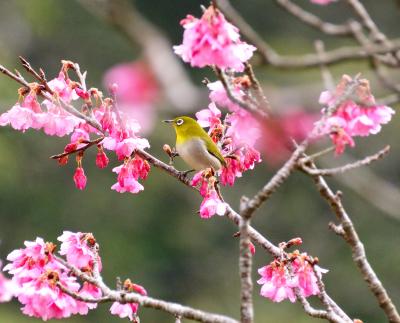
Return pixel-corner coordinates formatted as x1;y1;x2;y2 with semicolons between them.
176;119;184;126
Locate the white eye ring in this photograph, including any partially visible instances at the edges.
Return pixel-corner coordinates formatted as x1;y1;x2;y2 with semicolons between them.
176;119;184;126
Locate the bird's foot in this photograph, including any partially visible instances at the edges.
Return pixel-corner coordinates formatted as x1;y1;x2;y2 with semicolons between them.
178;169;195;181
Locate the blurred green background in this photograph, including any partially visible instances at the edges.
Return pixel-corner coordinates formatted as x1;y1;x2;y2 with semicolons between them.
0;0;399;322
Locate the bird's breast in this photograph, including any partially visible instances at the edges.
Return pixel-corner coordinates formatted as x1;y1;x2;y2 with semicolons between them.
176;138;222;171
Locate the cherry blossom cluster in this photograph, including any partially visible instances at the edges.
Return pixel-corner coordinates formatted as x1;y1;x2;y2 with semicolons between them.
314;75;395;155
0;61;151;193
2;231;146;321
174;5;256;72
257;249;327;303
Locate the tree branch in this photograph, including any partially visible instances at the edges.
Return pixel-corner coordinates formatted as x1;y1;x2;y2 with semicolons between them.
300;161;400;323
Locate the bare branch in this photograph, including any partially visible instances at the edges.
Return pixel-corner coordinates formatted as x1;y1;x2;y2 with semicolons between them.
275;0;352;36
240;140;308;220
301;161;400;323
239;197;254;323
300;146;390;176
55;256;239;323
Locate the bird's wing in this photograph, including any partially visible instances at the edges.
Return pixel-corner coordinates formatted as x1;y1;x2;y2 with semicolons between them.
204;136;227;167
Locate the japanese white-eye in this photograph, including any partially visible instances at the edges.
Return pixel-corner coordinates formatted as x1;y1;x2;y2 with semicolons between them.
163;116;226;171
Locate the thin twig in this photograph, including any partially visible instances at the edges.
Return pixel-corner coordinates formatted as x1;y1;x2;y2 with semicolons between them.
50;137;105;160
214;67;267;119
300;146;390;176
275;0;352;36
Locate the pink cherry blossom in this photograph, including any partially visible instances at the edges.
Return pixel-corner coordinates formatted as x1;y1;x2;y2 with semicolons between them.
47;72;78;103
110;302;139;321
73;167;87;190
191;171;209;197
196;102;222;129
109;280;146;321
57;231;99;269
79;282;102;310
257;251;328;303
257;262;297;303
220;158;242;186
174;6;256;72
315;75;395;154
17;270;85;320
103;61;158;105
96;148;109;169
111;163;144;194
199;190;226;218
226;110;261;147
4;238;56;285
0;104;37;131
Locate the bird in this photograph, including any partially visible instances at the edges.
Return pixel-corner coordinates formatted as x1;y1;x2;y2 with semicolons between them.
163;116;226;172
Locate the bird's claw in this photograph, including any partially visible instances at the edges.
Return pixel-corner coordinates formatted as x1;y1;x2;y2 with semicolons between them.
178;169;195;181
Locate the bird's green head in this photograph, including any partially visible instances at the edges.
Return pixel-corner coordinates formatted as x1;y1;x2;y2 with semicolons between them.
163;116;205;143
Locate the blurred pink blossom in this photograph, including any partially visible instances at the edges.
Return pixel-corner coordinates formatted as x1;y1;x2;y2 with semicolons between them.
103;61;159;133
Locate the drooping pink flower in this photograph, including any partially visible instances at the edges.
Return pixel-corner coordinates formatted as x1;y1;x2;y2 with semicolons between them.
57;231;99;269
0;104;37;131
220;158;242;186
111;163;144;194
41;112;81;137
257;251;328;303
199;190;226;218
257;262;297;303
73;167;87;190
315;75;395;155
110;302;139;321
96;148;109;169
191;171;209;197
109;280;147;321
174;6;256;72
196;103;222;129
79;282;102;311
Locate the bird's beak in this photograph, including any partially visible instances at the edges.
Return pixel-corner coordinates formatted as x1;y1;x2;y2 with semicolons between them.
162;119;174;124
